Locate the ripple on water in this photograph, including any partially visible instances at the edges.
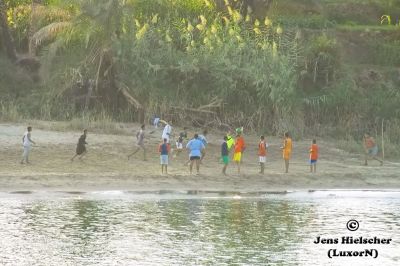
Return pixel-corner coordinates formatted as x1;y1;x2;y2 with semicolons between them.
9;191;33;194
0;191;398;265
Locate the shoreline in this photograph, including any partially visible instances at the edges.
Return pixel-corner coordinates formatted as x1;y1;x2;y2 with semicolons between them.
2;187;400;197
0;171;399;192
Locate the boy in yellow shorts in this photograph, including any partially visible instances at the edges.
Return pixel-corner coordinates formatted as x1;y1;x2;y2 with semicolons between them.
233;129;245;174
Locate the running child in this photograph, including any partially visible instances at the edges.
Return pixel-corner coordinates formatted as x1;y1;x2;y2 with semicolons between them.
258;135;268;174
128;124;146;161
159;138;170;174
71;129;88;162
309;139;318;173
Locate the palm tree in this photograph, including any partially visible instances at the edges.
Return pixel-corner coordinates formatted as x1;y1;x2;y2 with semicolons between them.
0;0;18;61
31;0;144;117
0;0;41;77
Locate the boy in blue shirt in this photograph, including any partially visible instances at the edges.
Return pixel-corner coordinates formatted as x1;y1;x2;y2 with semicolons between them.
186;134;205;175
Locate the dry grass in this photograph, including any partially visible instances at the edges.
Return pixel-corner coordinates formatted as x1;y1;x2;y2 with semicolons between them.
0;102;24;122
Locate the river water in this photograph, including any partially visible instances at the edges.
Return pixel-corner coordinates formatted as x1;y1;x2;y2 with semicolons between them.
0;190;399;265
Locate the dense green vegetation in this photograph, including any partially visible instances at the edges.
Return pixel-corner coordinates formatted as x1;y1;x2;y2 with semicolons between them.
1;0;399;156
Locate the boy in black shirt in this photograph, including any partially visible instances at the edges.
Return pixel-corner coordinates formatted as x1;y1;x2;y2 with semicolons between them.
175;127;188;158
71;129;88;161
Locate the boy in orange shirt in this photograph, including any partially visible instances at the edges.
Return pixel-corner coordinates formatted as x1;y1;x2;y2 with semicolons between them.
258;135;268;174
309;139;318;173
281;132;292;173
233;129;245;174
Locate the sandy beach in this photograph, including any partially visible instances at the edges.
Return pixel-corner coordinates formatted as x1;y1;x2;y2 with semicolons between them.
0;123;399;192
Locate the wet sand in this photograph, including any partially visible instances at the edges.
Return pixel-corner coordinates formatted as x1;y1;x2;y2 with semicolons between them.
0;123;399;192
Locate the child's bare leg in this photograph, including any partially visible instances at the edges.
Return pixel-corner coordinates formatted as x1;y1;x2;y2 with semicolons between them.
314;164;317;173
79;151;87;160
71;154;78;162
364;154;368;165
310;165;313;173
195;160;200;173
189;161;194;174
222;165;227;175
372;156;383;165
165;165;168;174
142;147;147;161
200;151;205;163
285;160;289;173
128;148;140;159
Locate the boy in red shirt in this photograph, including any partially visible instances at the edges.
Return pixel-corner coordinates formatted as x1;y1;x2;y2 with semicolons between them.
258;135;268;174
363;133;383;166
309;139;319;173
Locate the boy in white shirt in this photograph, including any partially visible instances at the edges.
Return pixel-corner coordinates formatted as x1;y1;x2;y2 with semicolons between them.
20;126;36;164
162;121;172;143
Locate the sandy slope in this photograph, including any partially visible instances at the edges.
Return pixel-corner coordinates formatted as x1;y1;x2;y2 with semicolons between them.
0;123;399;192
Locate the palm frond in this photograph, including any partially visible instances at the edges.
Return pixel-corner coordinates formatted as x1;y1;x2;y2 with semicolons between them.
31;22;72;50
33;5;73;22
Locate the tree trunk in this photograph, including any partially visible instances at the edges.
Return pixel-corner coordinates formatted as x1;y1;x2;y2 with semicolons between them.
0;0;17;61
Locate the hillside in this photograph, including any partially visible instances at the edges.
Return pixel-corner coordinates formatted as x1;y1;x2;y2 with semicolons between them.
0;0;399;157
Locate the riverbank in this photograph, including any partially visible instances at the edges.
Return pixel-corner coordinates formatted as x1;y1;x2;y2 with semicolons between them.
0;123;399;192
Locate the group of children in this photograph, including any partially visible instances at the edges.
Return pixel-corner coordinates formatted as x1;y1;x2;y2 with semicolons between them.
29;122;392;175
159;124;319;175
219;130;318;175
153;123;320;175
19;124;320;174
158;124;209;175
